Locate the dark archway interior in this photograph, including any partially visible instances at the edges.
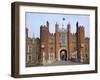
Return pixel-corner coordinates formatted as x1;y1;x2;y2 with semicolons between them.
60;49;67;61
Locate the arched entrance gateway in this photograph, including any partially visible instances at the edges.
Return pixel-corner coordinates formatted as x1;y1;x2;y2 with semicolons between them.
60;49;67;61
57;48;68;61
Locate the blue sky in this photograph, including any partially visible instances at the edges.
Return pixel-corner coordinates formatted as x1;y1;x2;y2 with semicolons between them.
25;12;90;38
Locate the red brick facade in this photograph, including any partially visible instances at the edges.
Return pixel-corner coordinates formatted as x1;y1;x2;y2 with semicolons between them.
26;21;89;66
40;21;88;64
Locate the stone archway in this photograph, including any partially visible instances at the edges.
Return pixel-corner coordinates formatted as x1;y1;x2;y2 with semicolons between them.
60;49;67;61
57;48;68;61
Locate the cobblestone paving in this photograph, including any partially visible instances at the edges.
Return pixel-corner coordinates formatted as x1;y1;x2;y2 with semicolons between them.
43;61;83;66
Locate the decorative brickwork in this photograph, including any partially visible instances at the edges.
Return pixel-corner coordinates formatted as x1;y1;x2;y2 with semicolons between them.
26;21;89;66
